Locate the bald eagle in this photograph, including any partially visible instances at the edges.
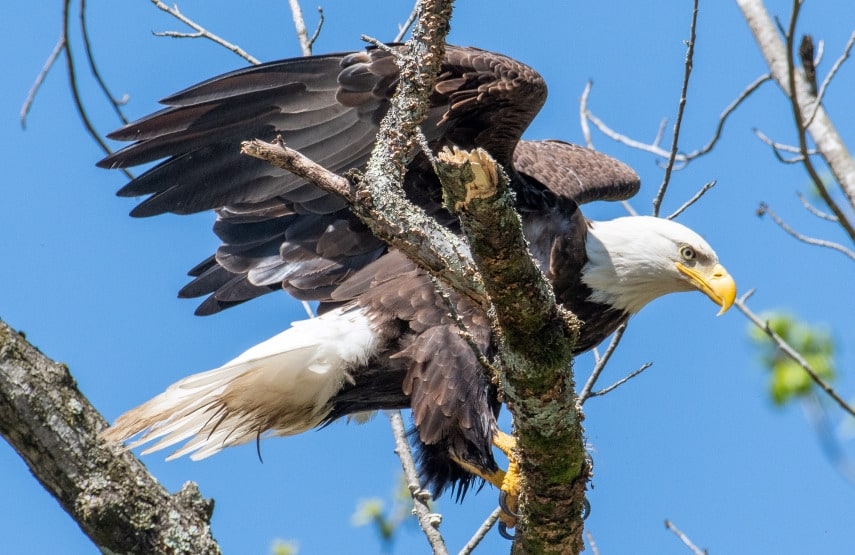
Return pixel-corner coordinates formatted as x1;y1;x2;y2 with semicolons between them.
100;46;735;510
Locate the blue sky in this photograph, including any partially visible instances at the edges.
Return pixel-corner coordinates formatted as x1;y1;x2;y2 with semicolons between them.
2;1;854;553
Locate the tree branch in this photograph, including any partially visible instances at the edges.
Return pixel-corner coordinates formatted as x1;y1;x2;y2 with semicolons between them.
737;0;855;239
0;319;220;554
435;147;587;554
652;0;699;217
386;411;448;554
757;202;855;260
150;0;261;65
240;138;489;310
735;293;855;420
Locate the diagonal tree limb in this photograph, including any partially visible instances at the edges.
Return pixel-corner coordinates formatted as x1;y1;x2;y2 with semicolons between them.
0;320;221;554
735;293;855;420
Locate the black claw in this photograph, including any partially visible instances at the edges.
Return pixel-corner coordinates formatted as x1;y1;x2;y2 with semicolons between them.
498;490;520;518
581;498;591;520
498;521;515;540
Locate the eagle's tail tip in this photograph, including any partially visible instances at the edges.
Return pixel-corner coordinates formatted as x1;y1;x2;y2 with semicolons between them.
100;306;381;460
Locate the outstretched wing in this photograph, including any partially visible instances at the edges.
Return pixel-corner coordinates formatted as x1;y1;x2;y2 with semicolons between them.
100;45;549;315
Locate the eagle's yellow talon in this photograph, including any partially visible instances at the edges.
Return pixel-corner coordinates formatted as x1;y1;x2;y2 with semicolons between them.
449;429;522;528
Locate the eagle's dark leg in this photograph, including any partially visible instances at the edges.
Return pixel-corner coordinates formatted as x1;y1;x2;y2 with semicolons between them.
451;429;521;527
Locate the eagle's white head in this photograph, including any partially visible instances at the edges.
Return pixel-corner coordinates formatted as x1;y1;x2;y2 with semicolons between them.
582;216;736;315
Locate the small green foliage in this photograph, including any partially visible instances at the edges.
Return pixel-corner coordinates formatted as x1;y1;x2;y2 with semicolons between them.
748;312;836;405
270;538;299;555
351;474;421;550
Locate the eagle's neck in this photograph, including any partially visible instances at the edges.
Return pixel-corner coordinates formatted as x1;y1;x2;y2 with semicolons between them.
581;216;689;314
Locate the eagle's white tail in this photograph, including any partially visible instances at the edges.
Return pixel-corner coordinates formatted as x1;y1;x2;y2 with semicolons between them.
102;306;379;460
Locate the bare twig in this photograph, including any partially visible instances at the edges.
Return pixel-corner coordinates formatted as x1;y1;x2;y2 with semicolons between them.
757;202;855;261
80;0;129;124
665;520;706;555
308;7;325;50
241;137;490;310
287;0;313;56
21;36;66;129
457;507;501;555
584;72;770;172
150;0;261;65
621;200;639;216
360;33;398;55
667;180;717;220
386;411;449;555
652;0;699;217
579;81;594;149
61;0;132;180
686;73;771;159
753;128;815;162
395;0;421;43
578;323;628;405
736;292;855;419
586;530;602;555
583;106;678;160
301;301;316;318
797;191;838;222
587;363;653;399
242;137;352;194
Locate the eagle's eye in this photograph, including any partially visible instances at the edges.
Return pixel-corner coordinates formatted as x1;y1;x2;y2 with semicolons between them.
679;245;696;261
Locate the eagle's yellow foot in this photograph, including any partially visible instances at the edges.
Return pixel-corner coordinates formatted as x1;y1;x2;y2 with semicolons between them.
493;430;520;528
450;430;521;534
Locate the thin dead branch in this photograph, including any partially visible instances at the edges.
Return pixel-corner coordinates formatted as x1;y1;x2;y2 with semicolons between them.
150;0;261;65
653;0;700;217
797;191;838;222
586;530;602;555
21;36;66;129
578;323;629;405
736;292;855;419
457;507;502;555
586;362;653;400
395;0;421;43
667;180;717;220
687;73;771;158
387;411;449;555
757;202;855;260
753;128;815;163
665;520;707;555
80;0;129;124
287;0;323;56
61;0;132;179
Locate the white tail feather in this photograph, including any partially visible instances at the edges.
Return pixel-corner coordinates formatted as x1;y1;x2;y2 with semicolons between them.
102;306;379;460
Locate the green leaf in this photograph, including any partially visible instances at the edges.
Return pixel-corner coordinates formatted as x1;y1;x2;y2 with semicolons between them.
747;311;836;406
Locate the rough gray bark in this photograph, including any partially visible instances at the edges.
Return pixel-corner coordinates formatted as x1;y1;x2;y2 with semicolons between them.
0;319;220;554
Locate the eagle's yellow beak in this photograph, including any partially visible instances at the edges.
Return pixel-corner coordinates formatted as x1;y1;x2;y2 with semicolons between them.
676;262;736;316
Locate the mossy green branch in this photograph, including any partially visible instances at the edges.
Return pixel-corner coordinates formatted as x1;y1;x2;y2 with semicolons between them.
435;147;588;554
